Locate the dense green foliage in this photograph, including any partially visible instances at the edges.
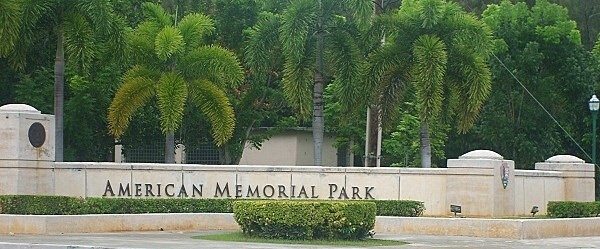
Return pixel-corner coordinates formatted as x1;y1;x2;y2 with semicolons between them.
1;1;600;197
233;200;376;240
0;195;234;215
445;0;599;170
373;200;424;217
547;201;600;218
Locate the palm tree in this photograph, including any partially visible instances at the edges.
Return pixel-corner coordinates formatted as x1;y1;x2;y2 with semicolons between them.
108;3;243;163
273;0;372;166
362;0;493;167
0;0;124;162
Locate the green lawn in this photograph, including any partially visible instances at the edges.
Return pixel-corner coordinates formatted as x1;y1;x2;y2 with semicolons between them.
193;232;407;247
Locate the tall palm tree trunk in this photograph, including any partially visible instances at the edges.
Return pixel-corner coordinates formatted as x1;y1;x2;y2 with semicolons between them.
365;0;385;167
313;0;325;166
54;31;65;162
420;122;432;168
165;132;175;163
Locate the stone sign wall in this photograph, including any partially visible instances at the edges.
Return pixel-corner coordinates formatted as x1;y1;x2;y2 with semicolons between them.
0;104;595;217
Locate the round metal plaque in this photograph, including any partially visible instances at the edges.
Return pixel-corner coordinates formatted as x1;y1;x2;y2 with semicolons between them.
28;122;46;148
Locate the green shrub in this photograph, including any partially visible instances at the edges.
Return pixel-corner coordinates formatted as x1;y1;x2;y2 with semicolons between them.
233;200;376;240
0;195;235;215
0;195;416;218
547;201;599;218
372;200;424;217
0;195;85;215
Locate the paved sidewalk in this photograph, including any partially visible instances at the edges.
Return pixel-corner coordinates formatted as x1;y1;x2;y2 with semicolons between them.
0;231;598;248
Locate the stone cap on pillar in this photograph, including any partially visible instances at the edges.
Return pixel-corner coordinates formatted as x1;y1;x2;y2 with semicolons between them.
458;150;503;160
534;155;593;177
0;104;54;161
0;104;41;114
447;150;506;168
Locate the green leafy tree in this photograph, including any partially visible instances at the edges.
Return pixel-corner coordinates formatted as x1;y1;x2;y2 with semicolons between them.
465;0;597;170
215;10;292;164
362;0;493;168
108;3;244;163
324;82;365;166
0;0;124;162
381;102;448;167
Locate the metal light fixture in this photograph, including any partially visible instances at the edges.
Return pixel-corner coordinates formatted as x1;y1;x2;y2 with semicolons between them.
450;204;461;217
530;206;539;217
589;95;599;165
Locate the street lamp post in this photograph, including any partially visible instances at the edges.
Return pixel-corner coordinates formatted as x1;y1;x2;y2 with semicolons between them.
590;95;600;200
589;95;599;165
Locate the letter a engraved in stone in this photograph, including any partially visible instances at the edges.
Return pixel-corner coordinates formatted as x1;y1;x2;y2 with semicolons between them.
338;187;349;199
103;180;115;196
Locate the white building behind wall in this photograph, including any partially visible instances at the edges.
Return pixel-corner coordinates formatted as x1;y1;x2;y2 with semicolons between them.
239;128;348;167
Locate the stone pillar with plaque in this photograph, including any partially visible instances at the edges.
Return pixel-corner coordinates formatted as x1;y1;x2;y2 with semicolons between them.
445;150;516;217
0;104;55;195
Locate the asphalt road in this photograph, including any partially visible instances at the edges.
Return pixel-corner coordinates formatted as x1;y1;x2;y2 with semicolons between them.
0;231;598;248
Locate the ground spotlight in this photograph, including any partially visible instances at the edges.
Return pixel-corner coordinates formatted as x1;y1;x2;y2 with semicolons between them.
450;204;461;217
531;206;539;217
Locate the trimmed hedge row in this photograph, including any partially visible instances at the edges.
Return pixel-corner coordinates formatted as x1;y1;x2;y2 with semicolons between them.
0;195;424;217
374;200;424;217
233;200;376;240
547;201;600;218
0;195;233;215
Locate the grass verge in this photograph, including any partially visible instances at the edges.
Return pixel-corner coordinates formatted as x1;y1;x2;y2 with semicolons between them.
193;232;407;247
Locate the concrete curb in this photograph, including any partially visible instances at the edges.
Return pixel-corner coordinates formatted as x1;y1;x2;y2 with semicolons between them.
0;213;599;239
0;213;238;234
375;216;600;239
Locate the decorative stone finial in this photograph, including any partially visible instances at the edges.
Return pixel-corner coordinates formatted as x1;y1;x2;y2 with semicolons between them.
545;155;584;163
458;150;503;160
0;104;41;114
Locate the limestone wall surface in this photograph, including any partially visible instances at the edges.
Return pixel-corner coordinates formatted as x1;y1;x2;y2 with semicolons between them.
0;104;596;218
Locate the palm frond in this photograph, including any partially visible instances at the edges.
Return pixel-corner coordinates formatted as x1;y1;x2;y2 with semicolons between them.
177;13;214;50
452;56;491;133
328;29;362;114
449;13;493;59
379;71;410;129
280;0;316;68
63;12;94;74
126;21;160;64
282;61;313;119
0;0;23;56
156;72;188;134
419;0;444;29
141;2;173;27
180;45;244;89
411;34;447;122
108;65;158;138
75;0;114;37
340;0;373;30
188;79;235;146
76;0;126;62
363;44;410;104
1;0;55;69
155;26;184;61
245;11;281;73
